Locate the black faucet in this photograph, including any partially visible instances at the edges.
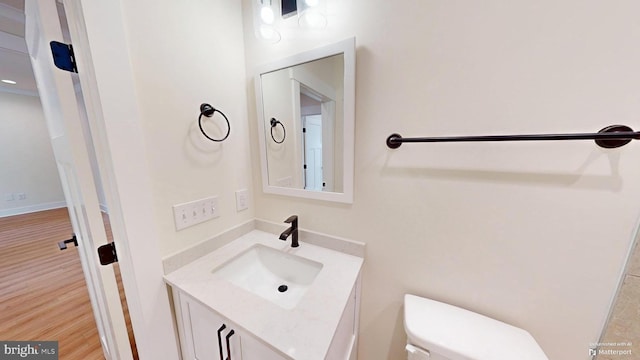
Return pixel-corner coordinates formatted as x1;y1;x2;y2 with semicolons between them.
279;215;299;247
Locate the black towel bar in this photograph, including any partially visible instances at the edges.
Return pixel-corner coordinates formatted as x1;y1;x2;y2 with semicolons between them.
386;125;640;149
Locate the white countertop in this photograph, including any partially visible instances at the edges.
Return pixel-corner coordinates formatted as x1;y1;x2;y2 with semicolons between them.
163;230;364;360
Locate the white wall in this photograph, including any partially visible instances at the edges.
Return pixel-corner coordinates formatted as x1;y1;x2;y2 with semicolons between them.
72;2;253;357
242;1;640;359
118;0;254;257
0;91;64;216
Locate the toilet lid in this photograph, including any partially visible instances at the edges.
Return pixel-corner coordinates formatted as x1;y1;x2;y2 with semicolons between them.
404;295;548;360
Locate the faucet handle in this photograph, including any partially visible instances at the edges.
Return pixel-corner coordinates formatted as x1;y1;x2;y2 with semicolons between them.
284;215;298;224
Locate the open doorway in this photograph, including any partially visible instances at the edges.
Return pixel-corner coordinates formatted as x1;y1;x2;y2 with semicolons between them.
0;209;138;359
0;0;137;358
298;84;336;192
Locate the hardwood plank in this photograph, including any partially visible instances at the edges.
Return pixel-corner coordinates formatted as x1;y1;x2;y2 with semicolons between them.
0;208;138;360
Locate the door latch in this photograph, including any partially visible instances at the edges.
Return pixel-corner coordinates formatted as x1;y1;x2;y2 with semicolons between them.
58;234;78;250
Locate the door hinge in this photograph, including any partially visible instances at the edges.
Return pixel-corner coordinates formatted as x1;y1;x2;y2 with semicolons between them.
303;164;307;169
97;242;118;265
302;128;306;133
50;41;78;73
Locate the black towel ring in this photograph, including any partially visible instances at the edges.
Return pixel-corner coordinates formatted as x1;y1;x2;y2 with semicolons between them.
270;118;286;144
198;103;230;142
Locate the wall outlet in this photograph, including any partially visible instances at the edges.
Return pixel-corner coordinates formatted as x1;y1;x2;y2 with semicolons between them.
4;193;15;201
173;195;220;231
235;189;249;212
17;192;26;200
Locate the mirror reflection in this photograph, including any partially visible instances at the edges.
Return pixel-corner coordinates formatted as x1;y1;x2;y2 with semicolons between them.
260;54;344;193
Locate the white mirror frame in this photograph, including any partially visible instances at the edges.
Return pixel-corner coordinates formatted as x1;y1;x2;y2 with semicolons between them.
255;37;355;204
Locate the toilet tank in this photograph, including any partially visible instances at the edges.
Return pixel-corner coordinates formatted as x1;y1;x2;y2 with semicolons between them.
404;294;548;360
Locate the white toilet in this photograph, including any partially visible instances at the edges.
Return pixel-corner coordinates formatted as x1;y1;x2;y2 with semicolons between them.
404;294;549;360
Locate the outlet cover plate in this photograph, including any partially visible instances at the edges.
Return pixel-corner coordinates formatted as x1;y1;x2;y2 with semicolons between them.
235;189;249;212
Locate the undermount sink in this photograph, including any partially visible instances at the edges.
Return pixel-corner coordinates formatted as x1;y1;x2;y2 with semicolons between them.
211;244;323;309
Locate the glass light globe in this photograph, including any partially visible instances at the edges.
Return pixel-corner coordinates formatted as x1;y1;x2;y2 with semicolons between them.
298;9;327;29
259;24;281;43
260;6;275;24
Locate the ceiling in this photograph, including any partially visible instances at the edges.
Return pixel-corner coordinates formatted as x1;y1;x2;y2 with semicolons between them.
0;0;39;96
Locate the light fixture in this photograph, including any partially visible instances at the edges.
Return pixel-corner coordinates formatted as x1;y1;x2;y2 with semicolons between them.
253;0;328;42
298;9;327;29
1;79;17;85
254;0;281;43
259;24;282;43
260;0;275;24
297;0;327;29
281;0;298;18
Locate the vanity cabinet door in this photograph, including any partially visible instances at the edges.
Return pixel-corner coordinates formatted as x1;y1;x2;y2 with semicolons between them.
240;334;288;360
177;292;242;360
325;275;360;360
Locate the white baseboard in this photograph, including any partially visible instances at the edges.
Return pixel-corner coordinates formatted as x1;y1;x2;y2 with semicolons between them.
0;201;67;218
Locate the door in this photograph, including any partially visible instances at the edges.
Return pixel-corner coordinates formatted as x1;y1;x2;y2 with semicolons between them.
24;0;133;359
178;293;242;360
303;114;323;191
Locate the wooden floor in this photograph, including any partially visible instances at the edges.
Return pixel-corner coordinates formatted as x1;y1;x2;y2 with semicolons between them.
0;208;138;360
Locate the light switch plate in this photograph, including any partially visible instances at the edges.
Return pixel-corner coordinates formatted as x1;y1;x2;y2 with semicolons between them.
173;195;220;231
173;205;189;230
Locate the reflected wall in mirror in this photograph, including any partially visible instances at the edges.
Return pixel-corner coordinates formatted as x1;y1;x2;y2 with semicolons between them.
255;38;355;203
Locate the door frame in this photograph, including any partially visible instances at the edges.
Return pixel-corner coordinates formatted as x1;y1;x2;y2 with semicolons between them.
54;1;180;358
24;0;132;357
290;69;337;192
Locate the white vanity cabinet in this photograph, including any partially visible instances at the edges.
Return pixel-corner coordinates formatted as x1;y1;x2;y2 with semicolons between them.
174;289;285;360
164;230;364;360
324;281;359;360
172;278;360;360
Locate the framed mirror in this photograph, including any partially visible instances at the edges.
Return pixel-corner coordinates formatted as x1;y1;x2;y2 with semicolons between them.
255;38;355;203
